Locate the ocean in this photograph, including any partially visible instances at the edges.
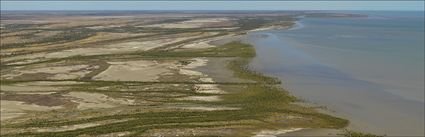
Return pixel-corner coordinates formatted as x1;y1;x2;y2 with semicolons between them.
246;11;424;135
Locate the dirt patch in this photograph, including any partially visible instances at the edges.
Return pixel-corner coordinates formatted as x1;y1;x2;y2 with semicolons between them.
4;58;44;65
64;92;134;110
2;72;55;80
253;128;304;137
1;32;205;64
1;100;63;121
177;96;221;102
104;36;200;51
278;128;342;136
178;58;208;79
182;58;208;69
0;81;82;92
196;57;251;83
193;84;225;94
94;60;175;81
85;24;124;30
11;92;57;95
98;131;132;137
22;81;84;86
2;65;94;80
34;119;133;132
36;123;101;132
141;18;235;29
177;58;226;94
0;84;60;92
1;94;68;107
179;34;237;49
172;106;240;111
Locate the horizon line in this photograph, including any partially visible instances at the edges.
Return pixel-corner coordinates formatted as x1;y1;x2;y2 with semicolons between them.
2;1;423;11
1;9;424;11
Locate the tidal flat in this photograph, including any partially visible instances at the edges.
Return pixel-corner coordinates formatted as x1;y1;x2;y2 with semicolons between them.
1;11;375;136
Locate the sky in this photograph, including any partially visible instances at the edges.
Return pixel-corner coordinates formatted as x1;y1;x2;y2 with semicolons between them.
1;1;424;11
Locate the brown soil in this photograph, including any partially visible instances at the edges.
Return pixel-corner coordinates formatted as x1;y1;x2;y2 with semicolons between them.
1;93;69;107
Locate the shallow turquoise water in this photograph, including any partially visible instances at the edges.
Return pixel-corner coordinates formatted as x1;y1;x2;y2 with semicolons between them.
247;11;424;135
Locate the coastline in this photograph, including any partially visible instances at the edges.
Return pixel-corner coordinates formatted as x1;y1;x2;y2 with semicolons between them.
242;24;349;136
205;27;353;136
1;12;394;136
245;13;424;136
244;23;373;136
1;40;350;137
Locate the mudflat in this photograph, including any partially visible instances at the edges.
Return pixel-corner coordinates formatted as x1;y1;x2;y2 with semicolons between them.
1;11;367;136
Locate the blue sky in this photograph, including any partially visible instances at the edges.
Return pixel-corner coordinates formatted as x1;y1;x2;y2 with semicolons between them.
1;1;424;11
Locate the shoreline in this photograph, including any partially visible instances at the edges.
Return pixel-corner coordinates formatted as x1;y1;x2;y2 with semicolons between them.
1;12;387;136
244;23;350;136
207;32;354;136
1;40;350;137
243;24;349;136
245;15;421;136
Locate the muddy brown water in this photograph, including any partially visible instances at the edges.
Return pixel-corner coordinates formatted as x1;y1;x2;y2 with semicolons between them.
244;11;424;136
